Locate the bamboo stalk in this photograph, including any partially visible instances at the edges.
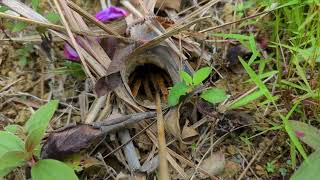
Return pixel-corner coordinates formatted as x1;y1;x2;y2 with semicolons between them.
155;92;169;180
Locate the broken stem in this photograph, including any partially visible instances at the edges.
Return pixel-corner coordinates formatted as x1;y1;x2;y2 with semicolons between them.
92;111;156;128
155;92;169;180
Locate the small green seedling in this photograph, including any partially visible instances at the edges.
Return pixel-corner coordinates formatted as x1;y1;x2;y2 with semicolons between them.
266;161;276;173
0;100;78;180
168;67;227;106
16;43;34;67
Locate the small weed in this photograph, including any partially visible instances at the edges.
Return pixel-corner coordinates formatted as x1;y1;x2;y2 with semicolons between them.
279;167;288;176
168;67;227;106
191;142;197;152
0;101;78;179
16;43;34;67
266;161;276;173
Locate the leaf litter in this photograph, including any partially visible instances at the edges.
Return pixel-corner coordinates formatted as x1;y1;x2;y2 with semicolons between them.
0;0;319;179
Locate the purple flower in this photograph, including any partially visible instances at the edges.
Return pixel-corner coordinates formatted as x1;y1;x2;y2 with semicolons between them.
95;6;128;22
63;6;127;61
64;43;79;61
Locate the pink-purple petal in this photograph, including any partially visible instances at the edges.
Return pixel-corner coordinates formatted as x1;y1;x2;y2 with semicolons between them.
64;43;79;61
64;6;127;61
95;6;128;22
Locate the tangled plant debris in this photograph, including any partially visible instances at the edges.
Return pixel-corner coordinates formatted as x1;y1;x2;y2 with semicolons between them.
0;0;319;179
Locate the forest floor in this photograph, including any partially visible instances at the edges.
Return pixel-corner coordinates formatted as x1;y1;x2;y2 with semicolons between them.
0;0;319;179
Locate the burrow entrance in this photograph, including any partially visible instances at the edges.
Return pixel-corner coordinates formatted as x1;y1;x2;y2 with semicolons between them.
128;63;173;106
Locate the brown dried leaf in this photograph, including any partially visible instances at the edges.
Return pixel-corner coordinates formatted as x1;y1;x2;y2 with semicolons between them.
155;0;181;10
164;107;181;140
95;72;122;97
181;122;199;144
130;0;181;11
199;152;225;178
41;124;102;159
221;160;241;179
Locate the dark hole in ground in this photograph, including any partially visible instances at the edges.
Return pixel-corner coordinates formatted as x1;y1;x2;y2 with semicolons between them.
128;63;173;105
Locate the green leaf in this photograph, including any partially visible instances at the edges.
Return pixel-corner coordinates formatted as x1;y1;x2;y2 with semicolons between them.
0;6;9;12
210;33;250;41
180;71;192;85
193;67;212;86
11;22;28;33
24;100;58;152
19;56;28;67
200;88;227;104
239;58;276;107
4;124;24;135
289;120;320;150
168;82;189;107
228;90;264;109
31;159;78;180
46;12;60;24
25;100;58;133
0;131;24;157
291;150;320;180
281;104;309;162
0;151;25;177
32;0;40;10
25;128;44;153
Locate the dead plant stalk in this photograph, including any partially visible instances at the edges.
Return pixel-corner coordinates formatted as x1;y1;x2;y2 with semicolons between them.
156;92;169;180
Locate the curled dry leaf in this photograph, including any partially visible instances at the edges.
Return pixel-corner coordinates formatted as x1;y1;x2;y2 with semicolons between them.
181;121;199;144
196;99;218;118
94;45;135;97
95;72;122;97
164;107;181;141
121;45;180;109
199;152;225;178
41;124;102;159
140;155;159;174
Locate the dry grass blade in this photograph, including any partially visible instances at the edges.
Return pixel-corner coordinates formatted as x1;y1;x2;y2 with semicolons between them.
121;0;186;60
0;12;113;38
199;10;272;33
130;0;221;59
52;0;95;82
66;0;131;43
155;92;169;180
132;16;209;56
1;0;47;21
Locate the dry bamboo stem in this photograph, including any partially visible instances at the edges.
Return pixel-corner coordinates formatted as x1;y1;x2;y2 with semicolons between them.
155;92;169;180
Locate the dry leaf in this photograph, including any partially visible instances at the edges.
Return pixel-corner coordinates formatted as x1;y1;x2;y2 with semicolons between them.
181;121;199;144
41;124;102;159
155;0;181;10
130;0;181;11
140;155;159;174
95;72;122;97
221;160;241;179
199;152;225;178
164;107;181;140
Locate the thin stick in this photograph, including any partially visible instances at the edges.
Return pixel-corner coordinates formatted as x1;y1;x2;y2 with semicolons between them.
0;12;117;38
237;150;262;180
199;10;271;33
66;0;130;43
155;92;169;180
92;111;156;127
